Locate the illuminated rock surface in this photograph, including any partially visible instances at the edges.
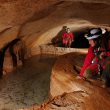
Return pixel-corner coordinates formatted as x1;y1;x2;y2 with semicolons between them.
22;53;110;110
0;0;110;110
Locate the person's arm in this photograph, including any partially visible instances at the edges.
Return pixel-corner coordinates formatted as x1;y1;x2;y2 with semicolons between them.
79;47;95;77
62;33;67;39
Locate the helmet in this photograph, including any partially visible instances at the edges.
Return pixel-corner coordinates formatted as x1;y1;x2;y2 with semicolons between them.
85;28;106;40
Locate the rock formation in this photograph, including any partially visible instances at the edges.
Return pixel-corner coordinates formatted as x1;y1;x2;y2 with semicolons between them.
20;53;110;110
0;0;110;110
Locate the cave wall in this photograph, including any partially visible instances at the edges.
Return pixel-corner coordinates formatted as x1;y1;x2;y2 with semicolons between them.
19;0;110;52
0;0;110;59
0;0;110;109
0;0;110;73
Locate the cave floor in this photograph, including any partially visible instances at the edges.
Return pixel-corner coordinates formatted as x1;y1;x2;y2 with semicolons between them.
0;55;56;110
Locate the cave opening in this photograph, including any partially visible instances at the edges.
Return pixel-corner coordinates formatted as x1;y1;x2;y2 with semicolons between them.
51;27;90;48
71;29;89;48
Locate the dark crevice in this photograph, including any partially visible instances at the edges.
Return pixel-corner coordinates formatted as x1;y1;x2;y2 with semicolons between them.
72;29;89;48
0;38;24;77
9;39;20;67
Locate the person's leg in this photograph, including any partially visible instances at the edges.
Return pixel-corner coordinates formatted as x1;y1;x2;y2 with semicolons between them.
83;64;98;79
65;40;68;47
68;39;72;48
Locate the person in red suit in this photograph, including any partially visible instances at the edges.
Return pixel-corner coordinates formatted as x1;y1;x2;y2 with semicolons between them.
62;28;74;47
77;28;110;87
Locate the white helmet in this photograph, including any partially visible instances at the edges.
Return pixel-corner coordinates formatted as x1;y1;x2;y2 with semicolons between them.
85;28;106;40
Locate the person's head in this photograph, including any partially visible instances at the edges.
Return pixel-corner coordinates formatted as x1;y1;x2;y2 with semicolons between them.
66;28;71;33
63;26;68;30
85;28;106;47
88;39;95;47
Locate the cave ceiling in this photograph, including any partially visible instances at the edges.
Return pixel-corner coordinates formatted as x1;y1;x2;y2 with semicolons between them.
0;0;110;48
